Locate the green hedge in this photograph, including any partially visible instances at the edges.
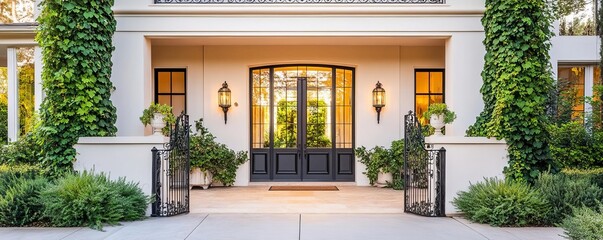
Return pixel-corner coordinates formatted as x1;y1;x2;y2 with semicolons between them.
0;131;44;166
535;172;603;224
0;166;149;230
562;168;603;189
548;122;603;169
0;177;50;226
561;204;603;240
0;164;43;195
452;178;548;227
41;171;149;230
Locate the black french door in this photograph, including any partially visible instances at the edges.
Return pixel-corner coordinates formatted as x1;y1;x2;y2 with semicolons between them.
250;65;354;182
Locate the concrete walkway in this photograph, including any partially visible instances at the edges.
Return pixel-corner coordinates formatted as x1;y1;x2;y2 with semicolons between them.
0;213;564;240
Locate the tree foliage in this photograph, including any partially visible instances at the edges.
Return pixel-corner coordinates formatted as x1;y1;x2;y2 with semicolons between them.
555;0;588;17
36;0;118;175
273;100;331;148
467;0;556;183
0;0;34;24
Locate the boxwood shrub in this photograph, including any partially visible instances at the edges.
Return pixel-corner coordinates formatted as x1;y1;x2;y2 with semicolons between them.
534;172;603;224
452;178;548;227
561;204;603;240
0;164;43;195
562;168;603;189
41;171;149;230
0;177;50;226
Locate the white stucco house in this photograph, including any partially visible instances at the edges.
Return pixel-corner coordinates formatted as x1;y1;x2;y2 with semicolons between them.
0;0;600;215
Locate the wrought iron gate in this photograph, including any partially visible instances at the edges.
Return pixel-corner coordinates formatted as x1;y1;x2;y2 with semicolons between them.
151;113;190;217
403;111;446;217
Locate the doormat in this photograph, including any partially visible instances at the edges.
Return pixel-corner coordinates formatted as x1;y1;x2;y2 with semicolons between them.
269;186;339;191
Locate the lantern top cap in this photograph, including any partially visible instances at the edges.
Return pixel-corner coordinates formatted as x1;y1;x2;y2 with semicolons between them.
221;81;229;89
373;81;384;91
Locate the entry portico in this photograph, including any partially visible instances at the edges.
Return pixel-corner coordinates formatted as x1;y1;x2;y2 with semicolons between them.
109;1;486;186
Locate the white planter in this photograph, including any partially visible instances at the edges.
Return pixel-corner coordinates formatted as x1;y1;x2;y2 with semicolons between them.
190;168;212;190
150;113;166;136
430;114;445;136
376;171;393;187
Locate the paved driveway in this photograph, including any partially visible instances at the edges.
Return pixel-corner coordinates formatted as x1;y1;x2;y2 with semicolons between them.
0;213;564;240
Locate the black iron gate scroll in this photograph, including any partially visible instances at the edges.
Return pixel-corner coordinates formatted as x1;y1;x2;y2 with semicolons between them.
151;113;190;217
403;111;446;217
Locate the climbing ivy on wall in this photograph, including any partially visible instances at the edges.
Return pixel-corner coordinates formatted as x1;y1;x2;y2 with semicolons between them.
466;0;556;183
36;0;118;174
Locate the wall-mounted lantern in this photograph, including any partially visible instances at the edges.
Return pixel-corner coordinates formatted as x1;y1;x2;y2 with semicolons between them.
372;81;386;124
218;81;231;124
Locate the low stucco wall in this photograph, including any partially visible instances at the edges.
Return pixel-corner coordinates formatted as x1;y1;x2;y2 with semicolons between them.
425;136;508;215
74;136;168;215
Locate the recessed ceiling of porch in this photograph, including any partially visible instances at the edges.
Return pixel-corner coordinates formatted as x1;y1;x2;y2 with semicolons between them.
150;36;447;46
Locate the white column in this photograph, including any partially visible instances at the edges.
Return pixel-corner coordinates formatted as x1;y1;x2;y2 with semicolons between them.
7;48;19;142
584;66;594;114
34;46;43;112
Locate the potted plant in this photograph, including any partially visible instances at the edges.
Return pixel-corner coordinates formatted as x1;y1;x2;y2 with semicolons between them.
355;139;404;188
189;119;248;189
140;103;176;136
422;103;456;136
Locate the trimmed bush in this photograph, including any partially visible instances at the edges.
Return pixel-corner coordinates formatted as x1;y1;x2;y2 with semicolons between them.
453;178;548;227
0;177;50;226
535;172;603;224
561;205;603;240
562;168;603;189
0;164;43;195
108;178;148;221
548;122;603;169
41;171;149;230
0;131;44;166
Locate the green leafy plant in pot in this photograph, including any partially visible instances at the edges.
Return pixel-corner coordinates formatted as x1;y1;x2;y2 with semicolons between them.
422;103;456;136
189;119;248;188
355;139;404;188
139;103;176;136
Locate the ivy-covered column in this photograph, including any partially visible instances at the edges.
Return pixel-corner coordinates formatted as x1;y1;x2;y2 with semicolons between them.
467;0;556;182
37;0;118;174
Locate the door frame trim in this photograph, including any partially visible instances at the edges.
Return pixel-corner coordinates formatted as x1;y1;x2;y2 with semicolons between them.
249;64;356;182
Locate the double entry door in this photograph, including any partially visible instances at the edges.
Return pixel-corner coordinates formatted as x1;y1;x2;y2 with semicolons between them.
250;65;355;181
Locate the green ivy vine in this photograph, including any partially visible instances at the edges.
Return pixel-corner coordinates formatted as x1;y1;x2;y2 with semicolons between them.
467;0;556;183
36;0;118;175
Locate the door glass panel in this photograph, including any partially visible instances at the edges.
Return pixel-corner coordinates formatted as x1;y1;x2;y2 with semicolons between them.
335;68;352;149
274;67;298;148
252;68;271;148
307;67;332;148
253;66;352;150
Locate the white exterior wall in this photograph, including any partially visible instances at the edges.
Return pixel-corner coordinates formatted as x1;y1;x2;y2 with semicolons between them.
74;136;168;215
425;136;508;214
113;0;484;13
111;32;152;136
108;0;487;186
149;45;444;185
550;36;600;80
445;33;486;136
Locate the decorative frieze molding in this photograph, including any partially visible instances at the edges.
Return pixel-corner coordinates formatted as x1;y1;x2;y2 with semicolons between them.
155;0;444;4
